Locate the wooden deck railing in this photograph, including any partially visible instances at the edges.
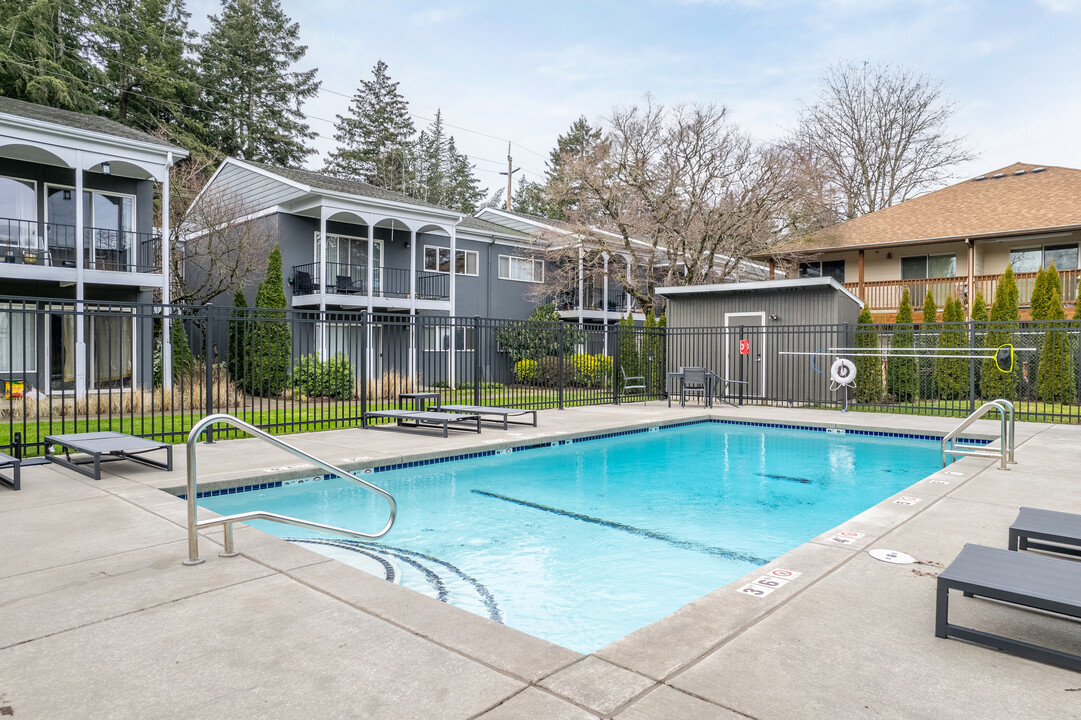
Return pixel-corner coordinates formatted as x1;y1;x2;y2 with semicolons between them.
845;268;1080;312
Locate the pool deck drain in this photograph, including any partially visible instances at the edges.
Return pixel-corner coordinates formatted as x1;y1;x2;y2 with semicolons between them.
2;405;1081;718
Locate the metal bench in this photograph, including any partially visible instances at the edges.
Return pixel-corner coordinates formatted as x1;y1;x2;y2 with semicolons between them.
363;410;481;438
434;404;537;430
936;543;1081;671
0;450;20;490
1009;506;1081;559
44;431;173;481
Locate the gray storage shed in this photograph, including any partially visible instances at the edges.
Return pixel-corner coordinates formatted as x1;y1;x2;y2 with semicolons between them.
655;278;864;403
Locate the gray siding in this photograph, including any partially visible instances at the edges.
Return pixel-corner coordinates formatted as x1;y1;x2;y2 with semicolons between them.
666;286;860;329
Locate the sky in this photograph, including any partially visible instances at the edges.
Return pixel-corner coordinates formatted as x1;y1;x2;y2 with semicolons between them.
187;0;1081;200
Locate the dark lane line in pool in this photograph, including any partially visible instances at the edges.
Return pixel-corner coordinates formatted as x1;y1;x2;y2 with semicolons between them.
471;490;770;566
755;472;813;484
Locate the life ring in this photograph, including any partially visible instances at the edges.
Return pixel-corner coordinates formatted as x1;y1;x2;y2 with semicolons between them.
830;358;857;387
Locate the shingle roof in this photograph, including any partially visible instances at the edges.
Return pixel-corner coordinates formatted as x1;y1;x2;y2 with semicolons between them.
0;96;185;152
773;163;1081;254
237;160;533;239
240;159;453;212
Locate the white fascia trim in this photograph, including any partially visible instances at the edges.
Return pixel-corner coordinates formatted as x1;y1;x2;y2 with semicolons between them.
0;113;188;160
477;207;574;235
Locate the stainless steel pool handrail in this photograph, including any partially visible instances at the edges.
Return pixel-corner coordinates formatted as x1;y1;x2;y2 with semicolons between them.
941;399;1015;471
184;413;396;565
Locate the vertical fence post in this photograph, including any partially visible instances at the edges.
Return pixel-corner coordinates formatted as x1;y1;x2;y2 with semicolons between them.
203;303;215;443
611;321;620;405
968;320;977;414
360;310;368;425
738;324;745;406
473;315;481;407
557;321;565;410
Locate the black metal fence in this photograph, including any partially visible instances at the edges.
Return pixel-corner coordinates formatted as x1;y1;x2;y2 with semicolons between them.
1;297;1079;458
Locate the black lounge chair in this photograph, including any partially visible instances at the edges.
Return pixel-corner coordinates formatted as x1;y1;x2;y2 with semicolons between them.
1009;507;1081;559
435;404;537;430
363;410;481;438
936;543;1081;671
0;450;20;490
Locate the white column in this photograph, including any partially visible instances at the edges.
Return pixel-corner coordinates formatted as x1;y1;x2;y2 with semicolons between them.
408;228;417;384
318;207;328;359
602;252;610;356
74;151;87;397
448;223;458;386
578;244;584;325
162;153;173;389
366;224;374;313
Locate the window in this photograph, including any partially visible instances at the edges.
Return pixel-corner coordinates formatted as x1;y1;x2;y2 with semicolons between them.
900;254;955;280
423;246;478;276
1010;244;1078;272
498;254;545;283
798;259;845;282
45;186;136;270
423;326;476;351
0;303;37;374
0;176;36;247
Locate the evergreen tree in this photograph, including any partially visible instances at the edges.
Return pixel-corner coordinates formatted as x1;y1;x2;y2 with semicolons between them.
640;310;666;396
617;313;639;393
887;288;917;401
244;245;291;395
982;267;1019;399
854;305;882;402
547;116;603;220
934;296;966;400
510;176;555;217
1029;265;1053;323
410;111;485;212
922;290;937;323
918;289;938;398
227;286;248;382
970;291;988;393
1036;286;1076;404
0;0;101;111
93;0;202;149
442;135;485;213
324;59;415;190
199;0;320;166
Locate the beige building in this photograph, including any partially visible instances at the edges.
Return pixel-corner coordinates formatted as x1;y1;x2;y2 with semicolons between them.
765;162;1081;320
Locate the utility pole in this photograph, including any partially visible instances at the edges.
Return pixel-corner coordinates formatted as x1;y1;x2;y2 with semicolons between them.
499;141;520;211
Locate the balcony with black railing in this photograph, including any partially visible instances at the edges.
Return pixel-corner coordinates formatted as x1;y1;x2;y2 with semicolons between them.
292;262;450;301
0;218;161;273
557;283;632;313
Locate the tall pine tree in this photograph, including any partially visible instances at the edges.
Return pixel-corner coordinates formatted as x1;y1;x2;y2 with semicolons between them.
546;116;602;220
199;0;319;166
94;0;204;151
324;59;415;190
887;287;917;401
0;0;101;111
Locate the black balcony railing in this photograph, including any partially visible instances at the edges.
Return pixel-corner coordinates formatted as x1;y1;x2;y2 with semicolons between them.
0;218;159;272
558;285;632;312
292;262;450;300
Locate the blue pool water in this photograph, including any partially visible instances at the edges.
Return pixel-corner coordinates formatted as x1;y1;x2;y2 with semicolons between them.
200;422;943;652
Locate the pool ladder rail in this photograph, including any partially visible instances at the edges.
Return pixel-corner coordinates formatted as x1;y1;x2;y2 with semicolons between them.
941;399;1016;471
183;413;396;565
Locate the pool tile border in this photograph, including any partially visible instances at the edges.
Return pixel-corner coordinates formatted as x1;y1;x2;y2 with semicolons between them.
179;418;988;500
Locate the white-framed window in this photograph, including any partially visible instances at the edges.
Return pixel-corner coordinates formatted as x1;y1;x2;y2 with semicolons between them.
1010;244;1079;272
498;254;544;283
0;175;37;248
901;253;955;280
45;184;136;270
798;259;845;282
423;246;478;276
423;326;476;352
0;302;37;374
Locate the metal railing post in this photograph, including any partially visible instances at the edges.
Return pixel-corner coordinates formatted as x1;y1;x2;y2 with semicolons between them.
359;310;368;426
558;321;565;410
203;303;215;443
473;315;481;407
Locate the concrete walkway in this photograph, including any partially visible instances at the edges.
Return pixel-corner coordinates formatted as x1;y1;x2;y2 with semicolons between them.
2;404;1080;719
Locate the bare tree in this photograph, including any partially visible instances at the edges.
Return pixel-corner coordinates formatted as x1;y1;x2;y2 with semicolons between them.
796;61;974;220
168;159;275;306
555;98;796;310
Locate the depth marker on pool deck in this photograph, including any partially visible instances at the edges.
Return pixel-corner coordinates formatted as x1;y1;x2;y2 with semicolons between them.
471;489;770;565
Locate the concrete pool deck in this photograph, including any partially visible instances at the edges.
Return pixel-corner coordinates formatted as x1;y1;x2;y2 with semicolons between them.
2;404;1080;718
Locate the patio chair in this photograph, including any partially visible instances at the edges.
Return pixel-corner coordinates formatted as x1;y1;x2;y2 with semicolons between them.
621;366;646;401
936;543;1081;671
680;367;708;407
1009;507;1081;558
294;270;315;294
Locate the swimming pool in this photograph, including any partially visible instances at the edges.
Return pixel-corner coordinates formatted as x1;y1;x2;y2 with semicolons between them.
199;421;944;653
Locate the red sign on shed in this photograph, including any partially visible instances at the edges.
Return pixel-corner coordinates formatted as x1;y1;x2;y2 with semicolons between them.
739;339;750;355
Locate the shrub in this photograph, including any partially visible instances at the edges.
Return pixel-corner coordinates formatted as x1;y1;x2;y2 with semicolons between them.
227;287;248;382
982;266;1019;399
641;310;665;395
494;303;585;365
291;353;355;399
513;359;538;384
364;370;415;400
934;296;966;400
616;313;639;382
853;305;883;402
887;287;917;401
571;353;612;387
1036;284;1076;404
535;356;566;387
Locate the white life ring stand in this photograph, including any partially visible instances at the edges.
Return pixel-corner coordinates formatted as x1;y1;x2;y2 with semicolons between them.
830;358;857;391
